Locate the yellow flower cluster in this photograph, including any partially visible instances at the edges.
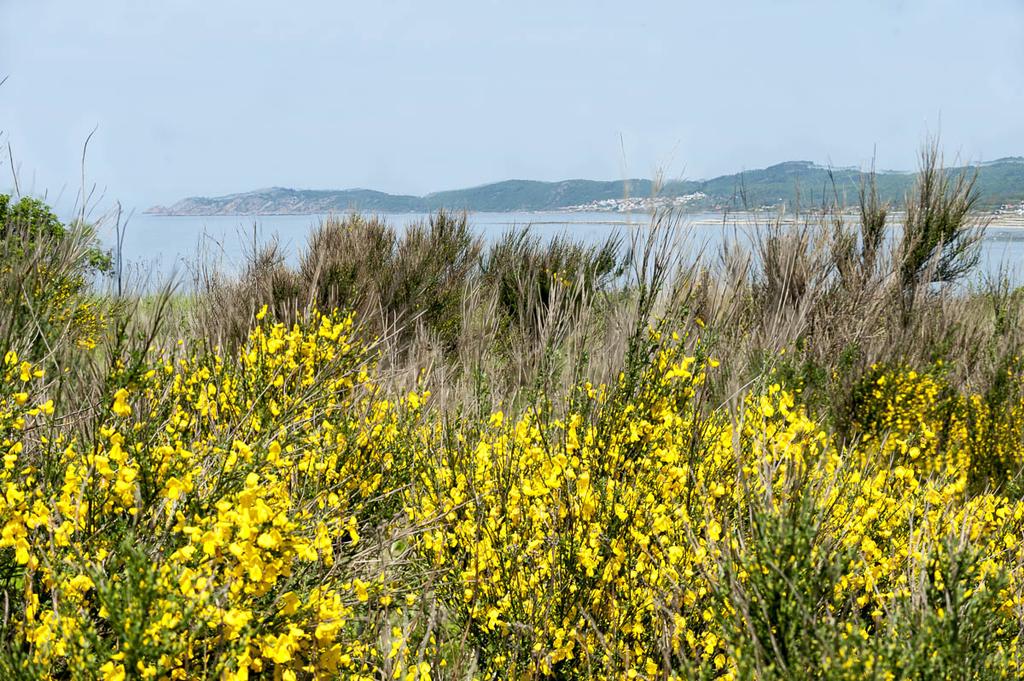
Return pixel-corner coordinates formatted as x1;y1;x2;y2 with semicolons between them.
408;343;1024;678
8;264;106;350
852;363;1024;486
0;312;432;680
408;341;733;677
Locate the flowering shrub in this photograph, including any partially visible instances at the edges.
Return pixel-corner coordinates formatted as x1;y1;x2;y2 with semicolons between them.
407;337;737;678
851;363;1024;489
0;311;432;679
409;339;1024;678
0;195;110;355
1;310;1024;679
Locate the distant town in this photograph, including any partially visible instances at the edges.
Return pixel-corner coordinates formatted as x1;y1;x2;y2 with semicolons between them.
564;192;708;212
996;201;1024;216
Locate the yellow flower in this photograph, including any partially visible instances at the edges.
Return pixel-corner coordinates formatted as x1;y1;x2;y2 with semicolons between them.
112;388;131;417
98;661;126;681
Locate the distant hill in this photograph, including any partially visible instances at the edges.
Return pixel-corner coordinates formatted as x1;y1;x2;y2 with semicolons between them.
145;157;1024;216
661;158;1024;211
423;179;656;212
146;187;425;215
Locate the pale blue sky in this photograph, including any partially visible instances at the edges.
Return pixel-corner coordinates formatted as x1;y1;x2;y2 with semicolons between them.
1;0;1022;212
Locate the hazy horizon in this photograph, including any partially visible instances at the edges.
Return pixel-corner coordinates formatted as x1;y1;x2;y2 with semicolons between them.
2;0;1022;215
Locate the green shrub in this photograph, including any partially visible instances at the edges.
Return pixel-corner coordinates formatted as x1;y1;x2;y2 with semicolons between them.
0;194;111;356
482;228;621;345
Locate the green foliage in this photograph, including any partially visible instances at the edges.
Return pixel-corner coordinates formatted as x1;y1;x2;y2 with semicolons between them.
482;228;622;346
0;195;110;357
0;195;112;274
898;143;984;292
390;209;482;352
709;472;858;680
298;209;482;353
875;539;1015;680
0;195;66;240
198;210;483;355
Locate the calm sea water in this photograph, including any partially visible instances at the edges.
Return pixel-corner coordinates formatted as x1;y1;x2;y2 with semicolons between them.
106;211;1024;287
